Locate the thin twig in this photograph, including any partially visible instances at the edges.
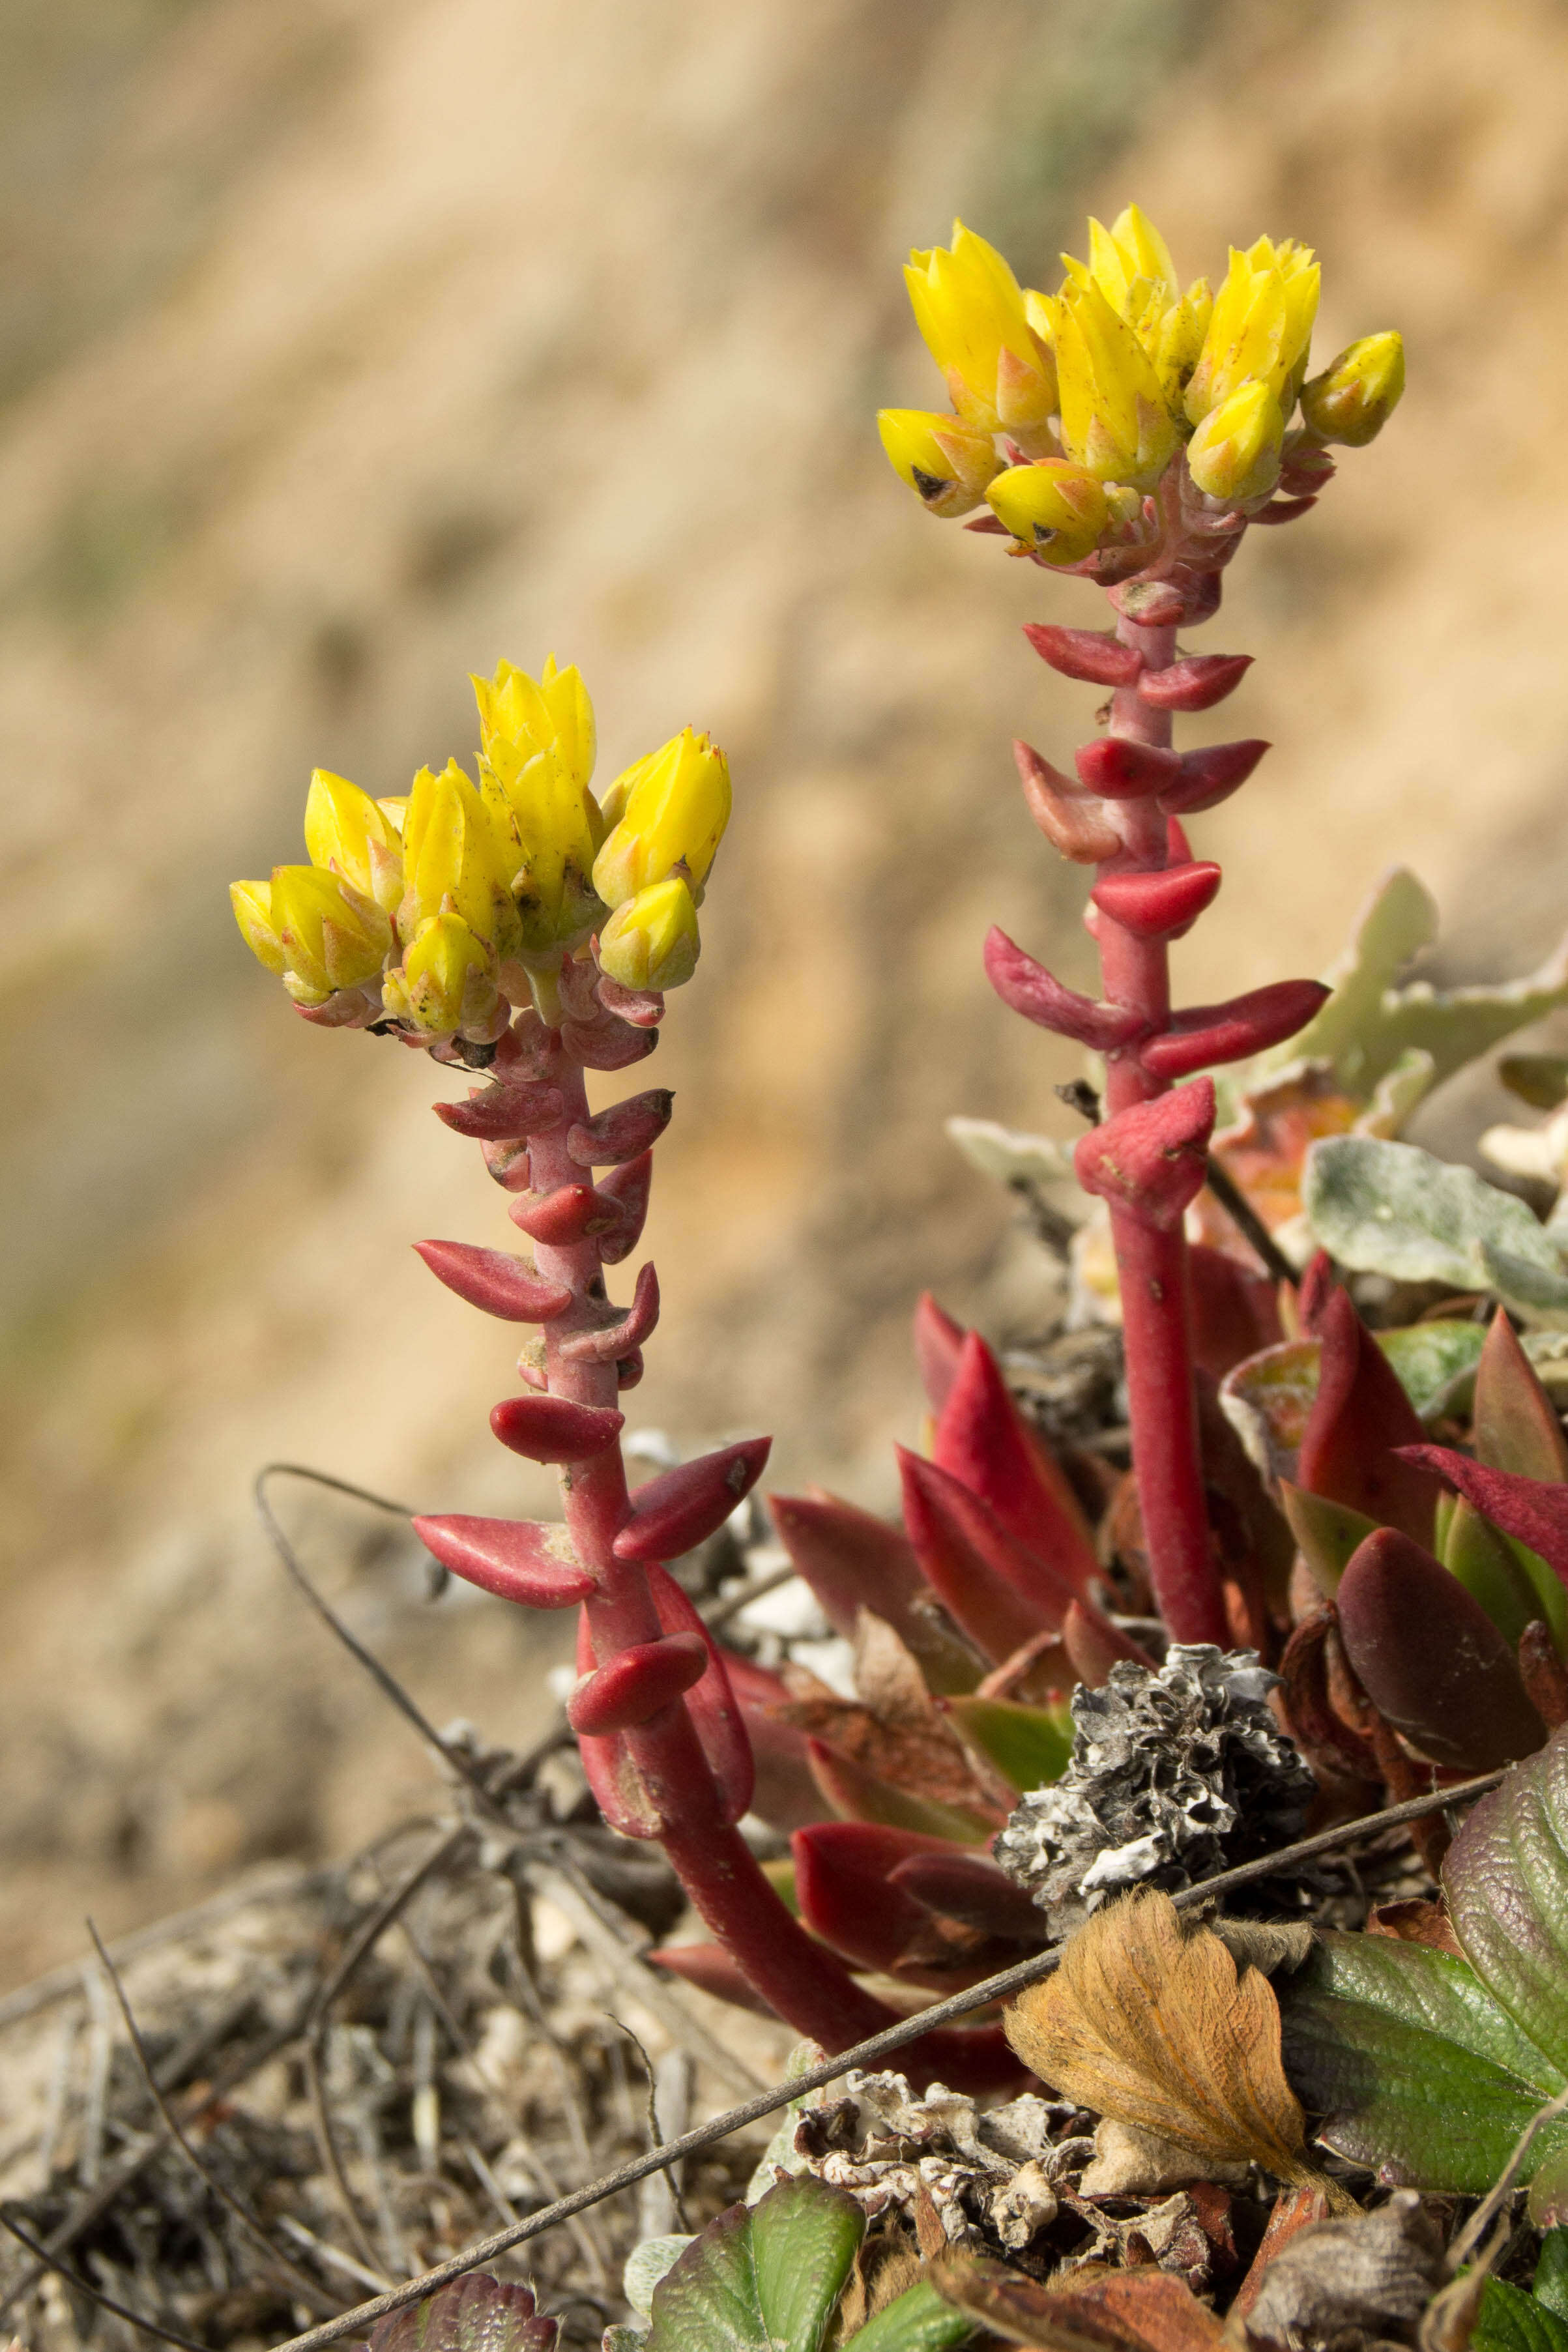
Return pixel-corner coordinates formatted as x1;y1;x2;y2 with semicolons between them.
265;1764;1509;2352
1204;1152;1299;1288
85;1921;334;2314
701;1563;800;1636
0;2209;212;2352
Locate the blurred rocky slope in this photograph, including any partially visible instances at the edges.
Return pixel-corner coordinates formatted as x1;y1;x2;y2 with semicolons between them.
3;0;1568;1985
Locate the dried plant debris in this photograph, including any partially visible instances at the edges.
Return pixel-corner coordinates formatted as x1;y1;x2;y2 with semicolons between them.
993;1648;1315;1936
0;1822;772;2352
1004;1892;1341;2205
1241;2192;1444;2351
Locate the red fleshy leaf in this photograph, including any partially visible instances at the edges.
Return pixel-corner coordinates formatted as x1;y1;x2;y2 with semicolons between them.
558;1262;661;1363
1139;653;1253;711
1023;621;1144;687
490;1393;624;1462
433;1081;565;1140
566;1088;674;1167
983;927;1150;1050
1075;1080;1215;1232
888;1850;1044;1939
1298;1288;1440;1543
1014;741;1121;864
1397;1445;1568;1586
647;1942;781;2017
413;1239;573;1323
1075;737;1182;801
411;1513;596;1608
1140;979;1329;1080
898;1449;1059;1662
566;1630;709;1735
1521;1621;1568;1732
597;1150;654;1266
560;1012;658;1072
1336;1526;1545;1769
1092;862;1222;941
508;1183;621;1244
1474;1312;1568;1483
933;1332;1098;1597
645;1561;755;1823
1297;1249;1337;1335
614;1436;772;1561
767;1488;976;1690
793;1820;955;1971
716;1646;824;1831
914;1292;966;1416
1157;739;1271;817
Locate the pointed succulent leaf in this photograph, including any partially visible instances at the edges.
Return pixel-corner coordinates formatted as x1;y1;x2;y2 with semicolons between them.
1476;1314;1568;1484
1279;1930;1568;2195
767;1489;979;1694
944;1694;1074;1793
1401;1450;1568;1589
1444;1497;1546;1648
643;2176;865;2352
932;1333;1098;1598
1335;1528;1545;1770
1278;1483;1380;1598
792;1822;957;1972
1219;1340;1320;1494
1305;1138;1568;1319
1297;1289;1442;1544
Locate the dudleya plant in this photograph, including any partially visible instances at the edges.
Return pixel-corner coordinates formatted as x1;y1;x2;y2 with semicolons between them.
878;205;1403;1649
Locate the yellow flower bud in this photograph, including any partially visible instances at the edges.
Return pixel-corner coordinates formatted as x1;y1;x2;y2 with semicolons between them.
592;728;731;911
985;459;1109;564
480;740;607;956
1185;379;1285;503
877;408;1002;517
472;655;596;796
1299;332;1406;447
1084;204;1179;319
383;911;495;1037
598;876;701;993
303;769;403;912
1053;276;1178;487
1150;277;1212;408
1185;236;1319;424
230;879;286;974
398;759;521;959
904;222;1057;435
270;864;392;1002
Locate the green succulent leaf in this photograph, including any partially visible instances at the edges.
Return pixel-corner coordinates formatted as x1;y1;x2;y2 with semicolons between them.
1475;2278;1568;2352
1378;1322;1487;1420
646;2175;865;2352
1279;1932;1568;2192
1303;1138;1568;1320
946;1695;1073;1792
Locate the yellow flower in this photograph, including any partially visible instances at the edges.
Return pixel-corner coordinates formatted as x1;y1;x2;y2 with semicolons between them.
1299;332;1406;447
1054;275;1178;487
398;759;521;959
383;911;495;1037
230;878;287;975
598;876;701;992
592;728;731;910
303;769;403;912
472;655;596;796
904;222;1057;435
877;408;1002;517
1185;235;1319;424
1082;204;1179;319
265;865;392;1003
1186;379;1285;503
985;459;1109;564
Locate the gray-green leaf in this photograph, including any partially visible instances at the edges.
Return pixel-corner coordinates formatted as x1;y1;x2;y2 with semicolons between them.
646;2177;865;2352
1303;1137;1568;1318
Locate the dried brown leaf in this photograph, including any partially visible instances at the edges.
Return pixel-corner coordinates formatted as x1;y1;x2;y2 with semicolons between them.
1004;1891;1349;2207
930;2254;1223;2352
1238;2192;1443;2350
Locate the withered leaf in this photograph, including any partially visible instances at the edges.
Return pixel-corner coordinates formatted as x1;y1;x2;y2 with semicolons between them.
1004;1891;1348;2207
1240;2191;1443;2350
929;2254;1222;2352
777;1612;1008;1818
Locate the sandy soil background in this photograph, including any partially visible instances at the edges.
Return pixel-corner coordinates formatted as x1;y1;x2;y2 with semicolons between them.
3;0;1568;1988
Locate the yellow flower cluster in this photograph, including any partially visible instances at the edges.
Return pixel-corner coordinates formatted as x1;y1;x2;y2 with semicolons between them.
878;207;1403;563
231;660;731;1040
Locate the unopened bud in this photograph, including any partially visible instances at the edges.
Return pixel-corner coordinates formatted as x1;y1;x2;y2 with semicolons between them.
877;408;1002;517
230;879;286;975
592;729;730;910
986;460;1109;564
384;911;496;1037
1299;331;1405;447
303;770;403;912
472;654;596;794
598;876;701;992
270;864;392;1001
1186;379;1284;503
904;222;1056;435
399;759;520;957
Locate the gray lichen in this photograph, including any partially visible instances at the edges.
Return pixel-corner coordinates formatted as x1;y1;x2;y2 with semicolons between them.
993;1644;1315;1938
